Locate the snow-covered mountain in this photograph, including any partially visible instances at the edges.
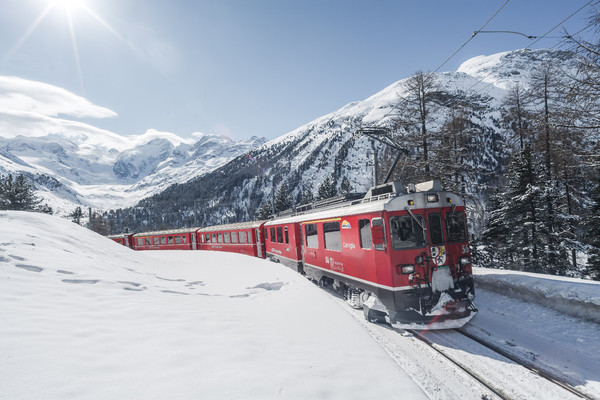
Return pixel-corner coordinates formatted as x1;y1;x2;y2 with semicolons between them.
0;49;584;225
132;48;582;231
0;78;267;212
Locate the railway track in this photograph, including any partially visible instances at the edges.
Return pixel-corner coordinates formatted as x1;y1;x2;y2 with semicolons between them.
406;327;592;400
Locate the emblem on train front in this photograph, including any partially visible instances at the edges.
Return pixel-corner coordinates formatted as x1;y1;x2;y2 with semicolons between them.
430;245;447;266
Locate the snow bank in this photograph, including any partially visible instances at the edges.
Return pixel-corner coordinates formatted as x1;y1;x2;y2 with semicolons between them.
473;267;600;323
0;211;426;400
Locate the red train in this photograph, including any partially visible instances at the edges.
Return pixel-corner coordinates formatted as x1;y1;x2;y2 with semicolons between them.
108;180;477;329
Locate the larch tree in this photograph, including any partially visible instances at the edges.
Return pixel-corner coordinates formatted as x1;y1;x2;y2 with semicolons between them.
394;70;441;182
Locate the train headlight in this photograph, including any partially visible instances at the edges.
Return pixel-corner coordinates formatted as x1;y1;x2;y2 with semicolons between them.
459;256;471;266
398;265;415;274
426;194;439;202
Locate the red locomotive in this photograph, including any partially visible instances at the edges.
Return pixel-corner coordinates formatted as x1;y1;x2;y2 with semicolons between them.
108;180;477;329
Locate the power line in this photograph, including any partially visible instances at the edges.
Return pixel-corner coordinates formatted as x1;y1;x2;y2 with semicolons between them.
433;0;511;73
467;0;595;94
526;0;594;49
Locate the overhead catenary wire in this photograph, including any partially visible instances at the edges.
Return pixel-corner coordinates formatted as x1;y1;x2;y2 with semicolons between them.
468;0;595;94
433;0;511;73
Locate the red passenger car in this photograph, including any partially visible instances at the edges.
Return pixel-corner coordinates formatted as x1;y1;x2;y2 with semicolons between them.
132;228;198;251
108;233;134;248
263;220;303;272
197;221;266;258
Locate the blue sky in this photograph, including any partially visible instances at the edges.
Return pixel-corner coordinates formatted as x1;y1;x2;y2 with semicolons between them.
0;0;595;141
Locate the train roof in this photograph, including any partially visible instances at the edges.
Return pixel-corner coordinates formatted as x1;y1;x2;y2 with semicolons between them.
107;233;133;239
132;227;198;237
266;180;464;226
197;220;266;233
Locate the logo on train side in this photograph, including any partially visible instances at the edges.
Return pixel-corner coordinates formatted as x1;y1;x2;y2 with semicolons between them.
341;220;351;229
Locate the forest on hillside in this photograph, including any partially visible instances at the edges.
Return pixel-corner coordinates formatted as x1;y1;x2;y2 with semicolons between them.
87;15;600;280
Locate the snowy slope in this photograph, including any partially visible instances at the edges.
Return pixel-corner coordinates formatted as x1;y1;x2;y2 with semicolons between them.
2;211;599;399
0;211;426;399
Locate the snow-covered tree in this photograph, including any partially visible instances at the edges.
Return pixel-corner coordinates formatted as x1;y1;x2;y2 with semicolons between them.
0;173;41;211
274;183;292;213
587;166;600;280
317;176;336;200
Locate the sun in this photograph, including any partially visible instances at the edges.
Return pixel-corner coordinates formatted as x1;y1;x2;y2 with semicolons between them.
49;0;86;12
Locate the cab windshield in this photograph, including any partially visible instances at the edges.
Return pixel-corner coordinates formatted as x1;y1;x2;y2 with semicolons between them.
390;215;425;250
446;211;467;242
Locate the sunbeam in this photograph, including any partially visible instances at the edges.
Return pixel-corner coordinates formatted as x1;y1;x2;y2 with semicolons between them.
80;4;145;59
1;3;53;66
65;8;85;94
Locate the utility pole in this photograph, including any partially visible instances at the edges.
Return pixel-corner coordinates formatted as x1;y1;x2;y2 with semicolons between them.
372;150;378;186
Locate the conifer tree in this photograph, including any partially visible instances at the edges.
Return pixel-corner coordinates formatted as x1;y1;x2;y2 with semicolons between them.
274;183;292;213
317;176;336;200
301;182;315;204
394;70;440;182
0;173;41;211
480;189;512;268
587;166;600;280
255;200;273;220
69;206;84;225
340;177;352;194
503;146;544;272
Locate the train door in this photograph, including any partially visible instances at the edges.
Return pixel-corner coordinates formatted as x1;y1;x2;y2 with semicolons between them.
192;233;197;250
255;228;263;258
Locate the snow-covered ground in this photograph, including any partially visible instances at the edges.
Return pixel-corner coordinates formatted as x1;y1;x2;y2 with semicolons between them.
0;211;425;399
1;211;599;399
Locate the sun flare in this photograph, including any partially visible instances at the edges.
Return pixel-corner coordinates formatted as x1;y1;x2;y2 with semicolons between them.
50;0;85;12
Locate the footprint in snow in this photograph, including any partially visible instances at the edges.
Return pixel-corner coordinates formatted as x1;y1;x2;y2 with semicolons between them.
15;264;43;272
249;282;286;291
62;279;100;284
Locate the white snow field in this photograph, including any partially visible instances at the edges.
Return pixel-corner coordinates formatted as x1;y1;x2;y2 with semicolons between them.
0;211;426;400
1;211;599;399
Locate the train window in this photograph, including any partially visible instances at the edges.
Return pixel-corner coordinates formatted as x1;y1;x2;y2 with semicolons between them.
167;236;174;244
231;232;238;243
371;218;386;251
284;226;289;244
276;227;283;243
205;234;210;242
305;223;319;248
137;238;143;246
270;227;276;242
145;238;152;245
359;219;372;249
224;232;230;243
323;221;341;251
153;237;159;245
175;236;181;244
212;233;216;243
446;211;467;242
390;215;425;250
217;233;223;243
239;231;247;243
428;214;444;244
182;236;187;244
